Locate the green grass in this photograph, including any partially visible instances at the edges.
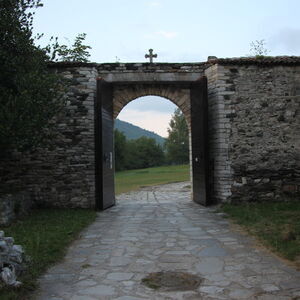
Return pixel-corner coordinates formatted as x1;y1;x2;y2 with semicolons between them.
0;209;96;300
221;201;300;263
115;164;190;195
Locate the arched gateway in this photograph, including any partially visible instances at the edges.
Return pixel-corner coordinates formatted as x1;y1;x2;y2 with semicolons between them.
95;77;209;209
1;57;299;212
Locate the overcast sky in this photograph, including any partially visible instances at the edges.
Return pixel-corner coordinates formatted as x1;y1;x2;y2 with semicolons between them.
33;0;300;137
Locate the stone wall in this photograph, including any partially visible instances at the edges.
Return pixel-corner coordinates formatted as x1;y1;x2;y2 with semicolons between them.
0;62;209;210
216;63;300;202
97;62;206;82
0;59;299;213
0;66;98;209
205;64;233;203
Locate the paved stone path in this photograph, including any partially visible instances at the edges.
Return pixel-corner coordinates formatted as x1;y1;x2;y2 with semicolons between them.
35;182;300;299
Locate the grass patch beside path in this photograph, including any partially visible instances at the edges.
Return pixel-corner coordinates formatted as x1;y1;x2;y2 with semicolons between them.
221;201;300;264
0;208;96;300
115;164;190;195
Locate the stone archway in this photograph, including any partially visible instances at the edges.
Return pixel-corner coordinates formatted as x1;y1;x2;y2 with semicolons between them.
95;78;210;210
113;85;191;130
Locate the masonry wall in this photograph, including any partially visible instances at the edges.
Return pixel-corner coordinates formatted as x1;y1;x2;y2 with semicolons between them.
205;65;233;203
0;63;207;216
0;61;299;219
218;64;300;202
0;66;97;213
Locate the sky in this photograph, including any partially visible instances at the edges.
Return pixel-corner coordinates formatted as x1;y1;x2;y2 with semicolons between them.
117;96;176;137
32;0;300;137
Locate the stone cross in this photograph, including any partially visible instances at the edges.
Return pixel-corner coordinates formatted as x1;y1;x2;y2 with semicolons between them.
145;49;157;63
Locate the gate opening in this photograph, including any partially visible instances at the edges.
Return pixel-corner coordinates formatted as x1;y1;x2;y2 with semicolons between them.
114;96;192;199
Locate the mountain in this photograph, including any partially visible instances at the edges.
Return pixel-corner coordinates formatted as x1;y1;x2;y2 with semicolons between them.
115;119;166;146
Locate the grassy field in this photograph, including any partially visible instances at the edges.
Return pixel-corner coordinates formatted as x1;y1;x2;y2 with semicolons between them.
115;164;190;195
221;201;300;265
0;209;96;300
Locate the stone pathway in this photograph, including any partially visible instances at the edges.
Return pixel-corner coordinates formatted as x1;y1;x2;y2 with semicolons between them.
35;182;300;299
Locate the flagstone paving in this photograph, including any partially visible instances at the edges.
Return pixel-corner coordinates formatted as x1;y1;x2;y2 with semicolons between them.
34;182;300;299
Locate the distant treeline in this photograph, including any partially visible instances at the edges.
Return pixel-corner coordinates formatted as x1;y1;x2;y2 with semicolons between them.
115;108;189;171
115;131;165;171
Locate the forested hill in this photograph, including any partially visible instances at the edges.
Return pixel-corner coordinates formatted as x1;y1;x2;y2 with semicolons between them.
115;119;165;146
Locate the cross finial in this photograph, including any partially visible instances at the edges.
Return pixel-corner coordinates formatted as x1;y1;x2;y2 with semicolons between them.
145;49;157;63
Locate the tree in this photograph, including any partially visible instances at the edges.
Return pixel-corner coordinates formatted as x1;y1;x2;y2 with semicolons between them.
165;108;189;164
114;135;165;170
125;136;165;169
47;33;92;62
114;129;127;171
0;0;64;156
134;137;165;168
250;39;270;57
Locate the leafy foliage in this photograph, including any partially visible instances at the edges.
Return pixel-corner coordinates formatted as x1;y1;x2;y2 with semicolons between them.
165;108;189;164
115;109;190;171
250;39;270;56
47;33;92;62
114;130;165;171
114;129;127;171
0;0;64;155
126;136;165;169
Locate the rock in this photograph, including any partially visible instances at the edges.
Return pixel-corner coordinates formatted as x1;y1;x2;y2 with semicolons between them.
1;266;22;287
0;241;9;254
12;245;24;255
0;231;26;286
4;237;14;247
